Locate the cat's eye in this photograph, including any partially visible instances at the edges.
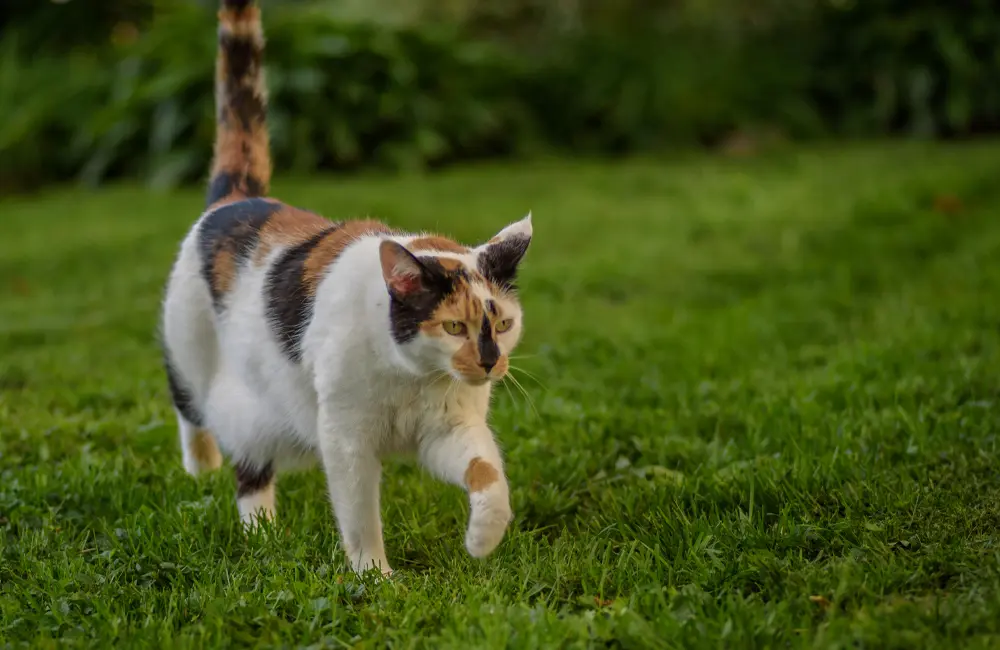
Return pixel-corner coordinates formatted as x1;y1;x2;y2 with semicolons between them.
496;318;514;333
443;321;467;336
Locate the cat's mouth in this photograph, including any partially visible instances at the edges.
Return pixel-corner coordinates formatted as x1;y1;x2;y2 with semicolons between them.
450;354;508;385
457;374;490;386
453;370;503;386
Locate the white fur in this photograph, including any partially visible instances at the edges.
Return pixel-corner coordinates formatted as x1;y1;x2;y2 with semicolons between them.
162;211;531;574
239;483;275;526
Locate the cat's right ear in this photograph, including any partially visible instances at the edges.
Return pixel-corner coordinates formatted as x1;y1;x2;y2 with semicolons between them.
379;240;430;298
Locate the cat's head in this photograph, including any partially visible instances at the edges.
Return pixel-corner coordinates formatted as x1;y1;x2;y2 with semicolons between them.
379;215;532;385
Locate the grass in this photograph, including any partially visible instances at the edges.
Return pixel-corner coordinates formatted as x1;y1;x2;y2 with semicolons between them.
2;141;1000;648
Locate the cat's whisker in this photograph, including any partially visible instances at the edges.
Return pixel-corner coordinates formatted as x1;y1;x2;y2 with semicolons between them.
507;364;546;389
422;369;449;383
510;381;539;420
444;373;461;403
504;373;539;419
505;371;530;400
500;376;517;406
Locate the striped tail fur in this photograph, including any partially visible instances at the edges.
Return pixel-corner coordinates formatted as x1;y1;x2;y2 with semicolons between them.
206;0;271;207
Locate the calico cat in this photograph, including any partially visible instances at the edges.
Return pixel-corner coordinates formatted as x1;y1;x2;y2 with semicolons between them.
160;0;531;575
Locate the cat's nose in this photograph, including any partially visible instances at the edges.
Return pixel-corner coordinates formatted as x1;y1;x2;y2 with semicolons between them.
479;361;495;374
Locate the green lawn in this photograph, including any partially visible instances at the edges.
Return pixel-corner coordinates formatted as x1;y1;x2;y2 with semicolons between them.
2;141;1000;648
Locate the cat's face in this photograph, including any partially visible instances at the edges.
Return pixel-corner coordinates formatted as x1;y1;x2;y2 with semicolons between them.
380;215;532;385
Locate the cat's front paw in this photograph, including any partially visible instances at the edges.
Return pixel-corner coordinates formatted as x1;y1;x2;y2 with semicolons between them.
465;485;512;558
356;562;394;578
348;551;393;577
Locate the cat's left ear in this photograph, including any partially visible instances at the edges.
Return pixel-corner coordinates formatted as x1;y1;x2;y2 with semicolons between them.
476;213;532;288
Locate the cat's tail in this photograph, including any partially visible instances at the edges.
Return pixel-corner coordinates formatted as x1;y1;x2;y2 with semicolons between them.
206;0;271;207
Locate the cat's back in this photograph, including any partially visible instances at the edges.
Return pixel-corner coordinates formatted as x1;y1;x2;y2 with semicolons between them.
163;196;397;454
175;196;389;318
192;197;331;306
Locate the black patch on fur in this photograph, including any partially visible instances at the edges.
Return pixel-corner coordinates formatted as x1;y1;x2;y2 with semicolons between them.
220;35;265;128
478;234;530;290
234;459;273;497
221;34;260;84
164;352;203;427
265;226;338;362
388;255;455;344
198;198;282;309
223;0;253;9
485;299;498;317
231;87;265;132
206;171;265;206
478;316;499;370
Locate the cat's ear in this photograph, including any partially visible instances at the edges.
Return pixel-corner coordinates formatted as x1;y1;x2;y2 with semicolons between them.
476;213;532;288
380;240;434;298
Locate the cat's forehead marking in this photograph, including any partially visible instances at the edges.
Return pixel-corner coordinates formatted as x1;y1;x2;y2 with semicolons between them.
407;235;469;254
433;257;465;272
470;280;494;306
415;252;488;285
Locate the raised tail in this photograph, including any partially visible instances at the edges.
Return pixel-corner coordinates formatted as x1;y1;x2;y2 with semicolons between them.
206;0;271;207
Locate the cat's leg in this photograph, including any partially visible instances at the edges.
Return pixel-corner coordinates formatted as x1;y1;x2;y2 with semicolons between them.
177;411;223;476
418;425;512;558
234;460;276;527
316;415;391;574
163;237;221;476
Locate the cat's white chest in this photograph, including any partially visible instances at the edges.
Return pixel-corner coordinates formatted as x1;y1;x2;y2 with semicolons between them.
382;381;446;453
369;378;489;456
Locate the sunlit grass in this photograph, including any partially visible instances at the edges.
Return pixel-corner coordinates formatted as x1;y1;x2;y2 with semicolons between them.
2;141;1000;647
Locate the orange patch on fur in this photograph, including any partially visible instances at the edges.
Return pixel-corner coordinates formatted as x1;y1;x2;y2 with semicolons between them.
491;355;510;377
192;429;223;470
451;339;483;378
212;248;238;296
408;236;468;253
434;257;465;271
254;206;330;263
210;108;270;203
420;274;483;336
465;457;500;492
418;278;482;340
430;281;483;323
302;220;392;294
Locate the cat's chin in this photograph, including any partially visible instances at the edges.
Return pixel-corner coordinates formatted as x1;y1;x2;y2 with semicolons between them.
451;373;492;387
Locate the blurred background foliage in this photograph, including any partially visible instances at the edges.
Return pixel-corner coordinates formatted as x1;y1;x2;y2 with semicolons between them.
1;0;998;192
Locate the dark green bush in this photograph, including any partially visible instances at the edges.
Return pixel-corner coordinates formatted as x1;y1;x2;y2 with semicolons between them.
1;0;999;192
0;4;530;191
519;24;822;152
809;0;1000;137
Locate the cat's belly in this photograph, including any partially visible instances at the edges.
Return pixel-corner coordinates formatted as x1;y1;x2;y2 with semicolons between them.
272;444;321;473
202;363;321;467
